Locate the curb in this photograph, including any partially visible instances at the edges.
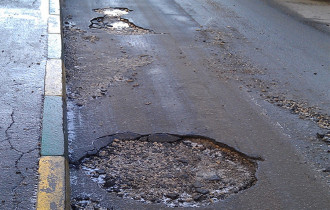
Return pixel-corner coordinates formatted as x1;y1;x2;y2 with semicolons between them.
37;0;70;209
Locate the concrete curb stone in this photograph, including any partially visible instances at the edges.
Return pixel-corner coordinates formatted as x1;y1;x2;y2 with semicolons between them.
37;0;70;209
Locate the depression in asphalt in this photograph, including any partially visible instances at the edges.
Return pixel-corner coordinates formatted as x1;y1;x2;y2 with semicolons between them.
62;0;329;209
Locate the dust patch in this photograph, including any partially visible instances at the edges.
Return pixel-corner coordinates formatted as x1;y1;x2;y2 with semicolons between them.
77;134;258;207
67;54;153;105
202;28;329;131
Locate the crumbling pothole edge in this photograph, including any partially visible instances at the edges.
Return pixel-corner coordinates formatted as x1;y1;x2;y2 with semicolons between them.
70;132;264;165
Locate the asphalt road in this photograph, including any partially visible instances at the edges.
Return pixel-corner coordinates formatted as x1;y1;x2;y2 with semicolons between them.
0;0;47;209
63;0;330;209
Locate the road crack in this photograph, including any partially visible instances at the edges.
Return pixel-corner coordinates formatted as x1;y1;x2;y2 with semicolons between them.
3;110;39;209
12;147;39;209
4;111;24;154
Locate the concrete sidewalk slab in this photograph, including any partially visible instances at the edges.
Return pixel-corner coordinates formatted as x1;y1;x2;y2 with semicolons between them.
0;0;47;209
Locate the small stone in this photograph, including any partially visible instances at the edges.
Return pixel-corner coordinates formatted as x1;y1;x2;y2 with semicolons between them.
207;174;222;182
323;138;330;143
113;188;121;193
193;194;202;201
199;146;206;151
185;197;193;202
97;169;106;174
196;188;210;195
322;167;330;172
177;158;189;164
139;136;148;142
165;174;174;178
165;193;179;200
150;198;157;202
133;195;141;200
181;174;189;179
99;151;107;156
182;141;192;146
193;181;204;188
316;133;325;139
104;178;116;188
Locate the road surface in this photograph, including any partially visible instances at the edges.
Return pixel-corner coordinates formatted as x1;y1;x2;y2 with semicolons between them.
62;0;330;209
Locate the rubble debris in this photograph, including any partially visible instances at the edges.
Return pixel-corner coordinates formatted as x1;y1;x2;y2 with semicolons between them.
79;135;258;207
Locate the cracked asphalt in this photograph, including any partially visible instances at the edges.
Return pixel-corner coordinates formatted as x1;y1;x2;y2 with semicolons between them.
63;0;329;209
0;0;47;208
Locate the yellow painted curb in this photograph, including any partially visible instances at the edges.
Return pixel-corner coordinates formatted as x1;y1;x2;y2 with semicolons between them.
37;156;69;210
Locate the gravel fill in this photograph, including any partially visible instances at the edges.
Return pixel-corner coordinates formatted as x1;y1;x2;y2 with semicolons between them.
266;96;330;129
79;136;257;207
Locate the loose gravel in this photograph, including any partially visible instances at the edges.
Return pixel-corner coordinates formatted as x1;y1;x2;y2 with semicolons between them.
79;136;257;207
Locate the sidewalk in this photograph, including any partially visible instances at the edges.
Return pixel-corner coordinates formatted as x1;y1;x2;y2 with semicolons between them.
0;0;68;209
0;0;47;209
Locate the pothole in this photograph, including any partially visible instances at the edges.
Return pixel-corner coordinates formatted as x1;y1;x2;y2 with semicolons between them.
78;134;259;207
89;7;153;34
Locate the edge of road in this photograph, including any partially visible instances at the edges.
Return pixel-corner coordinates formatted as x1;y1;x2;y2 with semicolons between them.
266;0;330;34
36;0;70;209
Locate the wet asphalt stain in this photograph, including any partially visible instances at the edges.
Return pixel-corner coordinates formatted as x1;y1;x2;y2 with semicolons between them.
71;133;261;208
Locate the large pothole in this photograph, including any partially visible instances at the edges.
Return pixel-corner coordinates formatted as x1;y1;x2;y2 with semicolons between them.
77;134;259;208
